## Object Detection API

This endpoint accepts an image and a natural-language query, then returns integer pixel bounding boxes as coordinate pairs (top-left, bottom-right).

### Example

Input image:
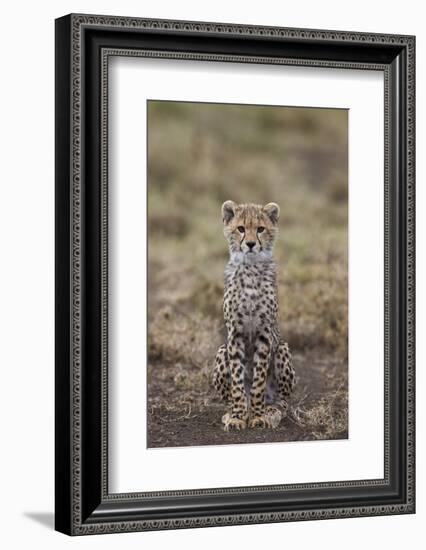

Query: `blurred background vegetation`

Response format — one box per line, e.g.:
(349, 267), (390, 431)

(147, 101), (348, 448)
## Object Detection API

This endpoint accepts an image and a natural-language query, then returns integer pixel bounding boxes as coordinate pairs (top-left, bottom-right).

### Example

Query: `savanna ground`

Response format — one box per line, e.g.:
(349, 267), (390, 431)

(147, 101), (348, 448)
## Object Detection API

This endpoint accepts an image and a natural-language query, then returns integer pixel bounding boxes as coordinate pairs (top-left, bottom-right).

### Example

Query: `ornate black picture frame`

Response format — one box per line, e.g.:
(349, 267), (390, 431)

(55, 13), (415, 535)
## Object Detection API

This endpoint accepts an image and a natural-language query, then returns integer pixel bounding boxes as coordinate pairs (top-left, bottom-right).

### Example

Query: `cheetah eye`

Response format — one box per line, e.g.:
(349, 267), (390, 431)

(257, 226), (265, 233)
(237, 226), (245, 233)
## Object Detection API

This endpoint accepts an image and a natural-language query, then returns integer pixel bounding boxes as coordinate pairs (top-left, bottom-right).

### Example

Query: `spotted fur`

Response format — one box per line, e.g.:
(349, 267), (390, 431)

(213, 201), (296, 431)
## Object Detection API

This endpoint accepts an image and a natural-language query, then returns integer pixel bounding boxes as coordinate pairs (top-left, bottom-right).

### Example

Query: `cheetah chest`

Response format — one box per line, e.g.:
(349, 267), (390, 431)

(226, 265), (274, 342)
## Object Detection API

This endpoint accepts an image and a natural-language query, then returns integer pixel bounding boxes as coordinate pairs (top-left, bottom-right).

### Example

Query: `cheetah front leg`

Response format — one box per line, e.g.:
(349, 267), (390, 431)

(249, 332), (276, 429)
(223, 329), (248, 431)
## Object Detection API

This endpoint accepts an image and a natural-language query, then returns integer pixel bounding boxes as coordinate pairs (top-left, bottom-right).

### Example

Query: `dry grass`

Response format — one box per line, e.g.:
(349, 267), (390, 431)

(288, 382), (348, 440)
(147, 101), (348, 447)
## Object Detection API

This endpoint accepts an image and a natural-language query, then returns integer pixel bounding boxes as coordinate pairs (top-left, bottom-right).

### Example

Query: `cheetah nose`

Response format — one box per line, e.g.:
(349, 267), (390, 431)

(246, 241), (256, 250)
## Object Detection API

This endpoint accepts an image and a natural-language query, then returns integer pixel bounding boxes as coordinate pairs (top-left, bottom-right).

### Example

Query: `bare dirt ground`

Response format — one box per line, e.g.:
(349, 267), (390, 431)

(147, 348), (348, 448)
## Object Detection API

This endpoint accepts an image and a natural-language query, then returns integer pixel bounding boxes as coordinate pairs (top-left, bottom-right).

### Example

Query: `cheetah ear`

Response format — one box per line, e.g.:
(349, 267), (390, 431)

(264, 202), (280, 224)
(222, 200), (237, 225)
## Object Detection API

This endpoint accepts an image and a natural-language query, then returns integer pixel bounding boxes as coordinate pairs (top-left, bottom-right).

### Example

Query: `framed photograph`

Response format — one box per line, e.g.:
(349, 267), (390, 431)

(55, 14), (415, 535)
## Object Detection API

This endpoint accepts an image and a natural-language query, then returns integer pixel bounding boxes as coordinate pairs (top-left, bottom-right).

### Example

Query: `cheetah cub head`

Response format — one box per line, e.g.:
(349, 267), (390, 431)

(221, 201), (280, 263)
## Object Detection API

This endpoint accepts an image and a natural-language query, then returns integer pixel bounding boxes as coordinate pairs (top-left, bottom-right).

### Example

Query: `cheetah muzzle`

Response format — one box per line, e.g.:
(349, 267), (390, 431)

(213, 201), (296, 431)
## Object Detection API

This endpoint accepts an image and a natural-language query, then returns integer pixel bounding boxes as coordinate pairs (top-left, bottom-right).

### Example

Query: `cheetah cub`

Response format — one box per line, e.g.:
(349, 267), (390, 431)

(213, 201), (295, 431)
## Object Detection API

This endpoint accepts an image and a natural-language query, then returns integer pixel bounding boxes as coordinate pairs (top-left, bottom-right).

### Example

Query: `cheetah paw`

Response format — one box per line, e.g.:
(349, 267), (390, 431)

(265, 406), (283, 428)
(249, 408), (282, 429)
(222, 413), (247, 431)
(248, 415), (268, 429)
